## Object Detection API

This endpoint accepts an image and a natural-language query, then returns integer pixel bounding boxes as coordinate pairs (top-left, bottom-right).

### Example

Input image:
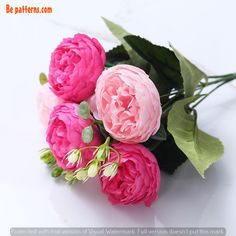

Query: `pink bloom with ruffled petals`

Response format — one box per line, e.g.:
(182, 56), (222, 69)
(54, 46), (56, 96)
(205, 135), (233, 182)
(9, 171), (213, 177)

(37, 83), (63, 126)
(49, 34), (106, 102)
(46, 103), (102, 170)
(99, 142), (160, 207)
(95, 65), (162, 143)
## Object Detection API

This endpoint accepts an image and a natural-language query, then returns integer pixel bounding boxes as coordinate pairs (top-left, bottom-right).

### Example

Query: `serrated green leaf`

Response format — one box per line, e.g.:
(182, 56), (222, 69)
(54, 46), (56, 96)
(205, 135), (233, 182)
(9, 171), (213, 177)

(78, 101), (90, 119)
(167, 96), (224, 177)
(39, 72), (48, 85)
(124, 35), (183, 91)
(170, 44), (207, 97)
(82, 126), (93, 144)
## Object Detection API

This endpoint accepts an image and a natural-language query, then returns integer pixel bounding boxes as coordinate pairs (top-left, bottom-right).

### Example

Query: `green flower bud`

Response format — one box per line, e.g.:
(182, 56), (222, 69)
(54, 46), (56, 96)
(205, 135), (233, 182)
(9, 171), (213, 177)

(78, 101), (90, 119)
(96, 137), (111, 161)
(51, 167), (63, 177)
(96, 144), (106, 161)
(64, 172), (75, 182)
(40, 148), (56, 166)
(75, 169), (88, 181)
(87, 160), (100, 178)
(102, 162), (118, 178)
(39, 72), (48, 85)
(82, 126), (93, 144)
(67, 149), (81, 164)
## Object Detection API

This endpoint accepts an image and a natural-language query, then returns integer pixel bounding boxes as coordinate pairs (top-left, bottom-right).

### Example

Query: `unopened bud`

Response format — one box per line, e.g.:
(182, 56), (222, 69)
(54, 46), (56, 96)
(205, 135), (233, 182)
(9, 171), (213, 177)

(75, 169), (88, 181)
(67, 149), (81, 164)
(51, 167), (63, 177)
(87, 161), (100, 178)
(103, 162), (118, 178)
(64, 172), (75, 182)
(40, 148), (56, 166)
(96, 144), (106, 161)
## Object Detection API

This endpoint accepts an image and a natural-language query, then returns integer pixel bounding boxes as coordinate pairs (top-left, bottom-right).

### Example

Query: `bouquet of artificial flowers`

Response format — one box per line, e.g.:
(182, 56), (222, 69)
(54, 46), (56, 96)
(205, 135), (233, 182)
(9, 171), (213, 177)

(38, 18), (236, 206)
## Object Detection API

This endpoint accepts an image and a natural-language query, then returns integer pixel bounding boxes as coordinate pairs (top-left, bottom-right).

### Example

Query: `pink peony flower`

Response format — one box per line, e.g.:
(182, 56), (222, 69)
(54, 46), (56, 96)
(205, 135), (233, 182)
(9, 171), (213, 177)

(99, 143), (160, 207)
(37, 83), (63, 126)
(46, 103), (102, 170)
(49, 34), (106, 102)
(95, 65), (162, 143)
(87, 94), (100, 120)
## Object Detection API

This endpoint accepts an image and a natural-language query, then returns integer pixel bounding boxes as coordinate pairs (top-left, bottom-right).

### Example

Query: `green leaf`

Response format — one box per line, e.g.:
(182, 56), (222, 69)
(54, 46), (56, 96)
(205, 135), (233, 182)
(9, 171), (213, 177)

(97, 123), (110, 141)
(150, 124), (167, 141)
(78, 101), (90, 119)
(102, 17), (146, 68)
(150, 132), (187, 174)
(170, 44), (207, 97)
(102, 17), (133, 57)
(51, 167), (63, 177)
(82, 126), (93, 144)
(39, 72), (48, 85)
(124, 35), (183, 91)
(167, 96), (224, 177)
(106, 44), (130, 65)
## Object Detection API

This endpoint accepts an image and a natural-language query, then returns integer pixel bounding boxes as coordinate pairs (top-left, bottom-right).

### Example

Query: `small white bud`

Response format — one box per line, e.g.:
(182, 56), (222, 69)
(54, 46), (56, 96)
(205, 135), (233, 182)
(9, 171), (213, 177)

(67, 150), (81, 164)
(65, 172), (74, 182)
(87, 161), (100, 178)
(75, 169), (88, 181)
(103, 162), (118, 178)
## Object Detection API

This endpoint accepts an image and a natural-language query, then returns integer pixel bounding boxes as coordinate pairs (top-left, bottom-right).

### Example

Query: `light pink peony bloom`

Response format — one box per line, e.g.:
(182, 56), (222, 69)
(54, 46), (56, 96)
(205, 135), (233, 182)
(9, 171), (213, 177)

(100, 143), (160, 207)
(87, 94), (100, 120)
(49, 34), (106, 102)
(37, 83), (63, 126)
(95, 65), (162, 143)
(46, 103), (102, 170)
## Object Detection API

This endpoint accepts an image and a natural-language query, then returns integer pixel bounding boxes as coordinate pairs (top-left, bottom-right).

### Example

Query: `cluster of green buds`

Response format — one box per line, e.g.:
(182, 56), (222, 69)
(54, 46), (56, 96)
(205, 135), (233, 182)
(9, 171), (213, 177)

(40, 138), (120, 184)
(60, 137), (120, 184)
(40, 148), (63, 177)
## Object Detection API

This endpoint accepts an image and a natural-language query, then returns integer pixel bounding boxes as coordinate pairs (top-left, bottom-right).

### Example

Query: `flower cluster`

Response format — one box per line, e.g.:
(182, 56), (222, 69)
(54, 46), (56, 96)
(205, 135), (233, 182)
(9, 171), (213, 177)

(38, 19), (232, 207)
(38, 33), (161, 207)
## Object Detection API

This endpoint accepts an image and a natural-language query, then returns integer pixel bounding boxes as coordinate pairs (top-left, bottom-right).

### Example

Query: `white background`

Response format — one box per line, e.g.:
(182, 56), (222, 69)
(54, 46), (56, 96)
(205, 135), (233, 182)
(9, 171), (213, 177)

(0, 0), (236, 235)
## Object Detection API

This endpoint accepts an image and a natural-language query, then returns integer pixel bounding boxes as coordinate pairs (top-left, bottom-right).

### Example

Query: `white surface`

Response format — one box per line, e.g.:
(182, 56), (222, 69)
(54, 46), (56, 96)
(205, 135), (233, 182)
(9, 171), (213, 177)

(1, 0), (236, 235)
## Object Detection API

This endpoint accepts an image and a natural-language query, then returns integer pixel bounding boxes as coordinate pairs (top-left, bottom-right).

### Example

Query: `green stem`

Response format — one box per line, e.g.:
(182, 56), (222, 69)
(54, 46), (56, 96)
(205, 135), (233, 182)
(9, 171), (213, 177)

(161, 73), (236, 113)
(192, 80), (231, 108)
(205, 75), (236, 86)
(208, 73), (236, 79)
(109, 146), (121, 164)
(78, 146), (98, 152)
(160, 89), (185, 98)
(93, 120), (103, 125)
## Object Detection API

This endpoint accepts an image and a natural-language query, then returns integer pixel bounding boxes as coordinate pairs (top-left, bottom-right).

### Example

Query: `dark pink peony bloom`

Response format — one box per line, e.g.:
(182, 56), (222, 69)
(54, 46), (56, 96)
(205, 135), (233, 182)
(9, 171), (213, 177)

(100, 142), (160, 207)
(46, 103), (102, 170)
(49, 34), (105, 102)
